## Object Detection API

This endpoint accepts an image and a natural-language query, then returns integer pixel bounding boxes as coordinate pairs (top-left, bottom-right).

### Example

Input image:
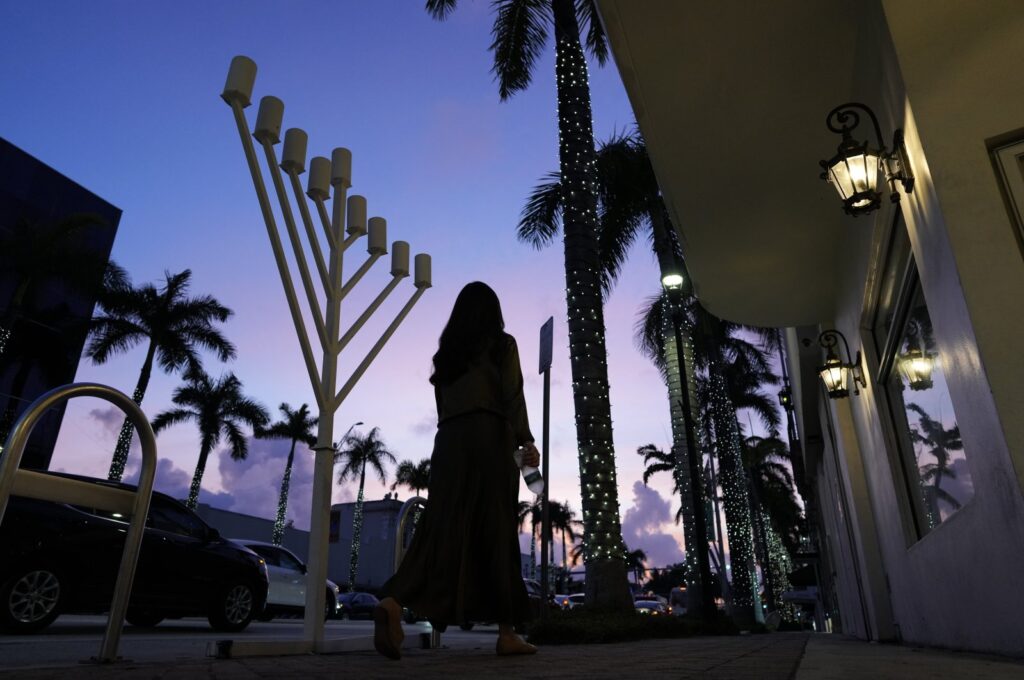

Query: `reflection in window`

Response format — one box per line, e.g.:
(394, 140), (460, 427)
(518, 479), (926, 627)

(883, 270), (973, 533)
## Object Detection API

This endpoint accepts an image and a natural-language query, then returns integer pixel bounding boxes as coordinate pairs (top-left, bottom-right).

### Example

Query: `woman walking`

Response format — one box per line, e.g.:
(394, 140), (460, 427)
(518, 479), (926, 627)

(374, 282), (540, 660)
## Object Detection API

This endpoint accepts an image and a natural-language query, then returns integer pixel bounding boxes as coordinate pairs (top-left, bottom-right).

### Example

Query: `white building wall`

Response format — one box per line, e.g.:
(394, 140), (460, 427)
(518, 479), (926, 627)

(804, 0), (1024, 655)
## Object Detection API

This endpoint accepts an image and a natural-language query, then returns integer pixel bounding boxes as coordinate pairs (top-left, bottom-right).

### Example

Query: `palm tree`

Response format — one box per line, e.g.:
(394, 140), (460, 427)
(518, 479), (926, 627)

(335, 427), (396, 590)
(390, 458), (431, 498)
(549, 500), (582, 591)
(87, 269), (235, 481)
(907, 404), (964, 523)
(256, 403), (317, 546)
(151, 368), (269, 509)
(517, 498), (542, 580)
(625, 547), (647, 587)
(427, 0), (632, 610)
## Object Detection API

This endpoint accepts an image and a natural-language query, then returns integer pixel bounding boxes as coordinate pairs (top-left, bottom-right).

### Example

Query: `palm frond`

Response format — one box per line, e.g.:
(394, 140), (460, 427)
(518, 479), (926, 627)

(490, 0), (549, 100)
(425, 0), (458, 20)
(517, 172), (563, 248)
(575, 0), (608, 65)
(151, 407), (196, 433)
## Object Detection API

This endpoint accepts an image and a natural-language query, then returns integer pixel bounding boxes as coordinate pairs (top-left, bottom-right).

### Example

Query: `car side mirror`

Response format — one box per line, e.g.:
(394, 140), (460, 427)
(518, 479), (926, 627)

(206, 527), (221, 542)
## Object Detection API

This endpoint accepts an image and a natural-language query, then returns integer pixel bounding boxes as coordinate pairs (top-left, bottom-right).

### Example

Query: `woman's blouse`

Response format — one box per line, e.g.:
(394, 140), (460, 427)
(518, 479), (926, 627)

(434, 334), (534, 447)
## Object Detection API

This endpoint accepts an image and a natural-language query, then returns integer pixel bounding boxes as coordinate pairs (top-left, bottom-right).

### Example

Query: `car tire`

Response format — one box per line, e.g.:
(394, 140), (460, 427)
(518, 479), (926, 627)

(324, 592), (336, 621)
(459, 622), (474, 631)
(126, 608), (165, 628)
(208, 582), (257, 632)
(0, 566), (63, 634)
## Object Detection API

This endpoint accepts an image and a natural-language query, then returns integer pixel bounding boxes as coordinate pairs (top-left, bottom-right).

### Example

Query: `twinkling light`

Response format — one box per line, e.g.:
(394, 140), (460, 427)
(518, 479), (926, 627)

(0, 326), (11, 356)
(709, 368), (757, 617)
(107, 385), (146, 482)
(347, 485), (365, 591)
(556, 29), (627, 566)
(763, 512), (798, 621)
(272, 454), (294, 546)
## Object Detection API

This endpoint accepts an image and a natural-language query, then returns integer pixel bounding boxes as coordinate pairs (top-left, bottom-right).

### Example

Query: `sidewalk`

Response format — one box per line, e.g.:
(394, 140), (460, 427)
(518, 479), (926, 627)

(3, 633), (1021, 679)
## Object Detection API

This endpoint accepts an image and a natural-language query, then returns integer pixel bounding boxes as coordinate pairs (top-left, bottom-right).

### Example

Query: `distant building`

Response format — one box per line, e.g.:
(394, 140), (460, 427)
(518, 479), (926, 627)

(0, 137), (120, 469)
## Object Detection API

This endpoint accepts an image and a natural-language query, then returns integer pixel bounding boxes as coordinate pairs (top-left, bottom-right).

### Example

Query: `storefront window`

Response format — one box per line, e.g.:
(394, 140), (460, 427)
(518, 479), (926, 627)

(876, 252), (973, 536)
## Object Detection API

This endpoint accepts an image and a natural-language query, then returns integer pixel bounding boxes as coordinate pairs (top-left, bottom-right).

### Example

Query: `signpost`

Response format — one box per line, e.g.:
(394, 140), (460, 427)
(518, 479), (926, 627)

(538, 316), (553, 619)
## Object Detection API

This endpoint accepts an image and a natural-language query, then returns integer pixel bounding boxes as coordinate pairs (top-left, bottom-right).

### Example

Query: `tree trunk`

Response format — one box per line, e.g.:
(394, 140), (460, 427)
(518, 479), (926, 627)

(561, 531), (568, 591)
(708, 363), (757, 626)
(551, 0), (631, 612)
(530, 516), (538, 580)
(272, 439), (297, 546)
(347, 462), (367, 590)
(186, 439), (212, 510)
(108, 339), (157, 481)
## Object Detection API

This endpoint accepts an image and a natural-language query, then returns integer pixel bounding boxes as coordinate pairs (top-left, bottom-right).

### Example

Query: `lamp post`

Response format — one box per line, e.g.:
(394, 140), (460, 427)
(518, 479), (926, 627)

(222, 56), (431, 653)
(658, 254), (715, 622)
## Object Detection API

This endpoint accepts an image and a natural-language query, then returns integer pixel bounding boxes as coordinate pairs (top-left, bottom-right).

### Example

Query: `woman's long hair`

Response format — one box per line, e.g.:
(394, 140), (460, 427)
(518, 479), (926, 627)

(431, 282), (506, 385)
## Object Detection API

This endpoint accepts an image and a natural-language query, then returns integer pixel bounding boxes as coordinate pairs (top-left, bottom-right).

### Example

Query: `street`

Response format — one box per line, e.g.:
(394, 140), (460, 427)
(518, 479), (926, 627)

(0, 615), (498, 670)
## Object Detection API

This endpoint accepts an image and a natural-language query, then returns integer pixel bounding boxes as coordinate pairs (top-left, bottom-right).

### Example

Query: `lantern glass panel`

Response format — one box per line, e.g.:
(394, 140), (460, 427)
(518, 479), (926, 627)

(819, 358), (847, 397)
(828, 150), (880, 204)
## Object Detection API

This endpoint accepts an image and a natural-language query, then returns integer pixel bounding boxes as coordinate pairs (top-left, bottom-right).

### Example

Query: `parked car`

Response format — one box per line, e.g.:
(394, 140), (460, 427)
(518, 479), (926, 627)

(560, 593), (586, 610)
(234, 540), (340, 620)
(337, 591), (379, 620)
(0, 472), (269, 634)
(634, 599), (669, 616)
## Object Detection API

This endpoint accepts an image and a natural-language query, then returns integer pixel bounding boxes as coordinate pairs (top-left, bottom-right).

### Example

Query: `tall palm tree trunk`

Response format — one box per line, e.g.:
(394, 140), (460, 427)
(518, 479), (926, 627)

(108, 340), (157, 481)
(708, 365), (757, 625)
(187, 440), (213, 510)
(272, 439), (297, 546)
(551, 0), (631, 611)
(530, 518), (538, 580)
(561, 531), (568, 591)
(348, 463), (367, 590)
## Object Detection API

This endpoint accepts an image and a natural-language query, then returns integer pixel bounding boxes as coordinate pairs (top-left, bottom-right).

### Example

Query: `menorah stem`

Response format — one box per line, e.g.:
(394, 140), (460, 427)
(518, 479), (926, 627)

(337, 276), (404, 352)
(313, 197), (338, 251)
(228, 101), (325, 409)
(259, 138), (329, 349)
(287, 170), (332, 294)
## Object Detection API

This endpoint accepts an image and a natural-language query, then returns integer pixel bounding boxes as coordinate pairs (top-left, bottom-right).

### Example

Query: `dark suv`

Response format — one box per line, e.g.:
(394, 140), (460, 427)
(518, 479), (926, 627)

(0, 472), (269, 634)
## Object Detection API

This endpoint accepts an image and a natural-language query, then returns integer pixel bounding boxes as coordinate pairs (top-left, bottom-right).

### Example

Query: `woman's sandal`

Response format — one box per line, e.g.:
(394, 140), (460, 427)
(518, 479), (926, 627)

(496, 633), (537, 656)
(373, 598), (405, 660)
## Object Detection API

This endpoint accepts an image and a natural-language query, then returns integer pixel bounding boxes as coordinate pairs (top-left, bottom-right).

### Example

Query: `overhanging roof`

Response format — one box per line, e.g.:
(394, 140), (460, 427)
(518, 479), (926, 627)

(598, 0), (861, 327)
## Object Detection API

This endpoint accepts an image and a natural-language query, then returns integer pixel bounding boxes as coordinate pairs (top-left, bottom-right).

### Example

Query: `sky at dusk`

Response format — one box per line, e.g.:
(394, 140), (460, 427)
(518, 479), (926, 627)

(1, 1), (775, 571)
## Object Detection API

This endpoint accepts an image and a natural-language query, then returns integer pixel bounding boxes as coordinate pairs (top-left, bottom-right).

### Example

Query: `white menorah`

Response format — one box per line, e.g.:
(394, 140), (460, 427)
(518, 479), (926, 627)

(221, 55), (431, 652)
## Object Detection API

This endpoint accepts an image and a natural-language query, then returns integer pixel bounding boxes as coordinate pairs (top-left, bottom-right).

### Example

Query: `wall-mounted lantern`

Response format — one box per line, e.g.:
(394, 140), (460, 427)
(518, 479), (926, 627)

(819, 102), (915, 216)
(818, 329), (866, 399)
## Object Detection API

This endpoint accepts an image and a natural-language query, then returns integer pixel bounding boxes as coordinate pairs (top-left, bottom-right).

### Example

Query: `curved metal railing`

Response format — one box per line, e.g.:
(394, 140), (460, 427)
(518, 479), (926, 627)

(0, 383), (158, 664)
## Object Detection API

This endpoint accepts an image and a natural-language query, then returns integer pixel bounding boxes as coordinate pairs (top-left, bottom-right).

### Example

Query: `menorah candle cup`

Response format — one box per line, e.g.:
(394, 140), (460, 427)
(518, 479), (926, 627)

(281, 128), (308, 174)
(367, 218), (387, 255)
(414, 254), (432, 289)
(331, 148), (352, 188)
(254, 96), (284, 145)
(307, 157), (331, 200)
(347, 195), (367, 236)
(391, 241), (410, 277)
(222, 55), (256, 107)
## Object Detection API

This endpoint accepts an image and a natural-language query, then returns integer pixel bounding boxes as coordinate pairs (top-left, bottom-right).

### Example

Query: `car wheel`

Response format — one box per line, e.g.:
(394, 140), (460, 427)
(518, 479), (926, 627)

(0, 566), (63, 634)
(324, 592), (337, 621)
(126, 608), (165, 628)
(459, 622), (474, 631)
(208, 583), (257, 632)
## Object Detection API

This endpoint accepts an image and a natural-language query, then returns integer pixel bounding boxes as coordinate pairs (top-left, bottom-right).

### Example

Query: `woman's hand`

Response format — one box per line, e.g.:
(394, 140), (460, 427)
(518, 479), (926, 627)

(521, 442), (540, 468)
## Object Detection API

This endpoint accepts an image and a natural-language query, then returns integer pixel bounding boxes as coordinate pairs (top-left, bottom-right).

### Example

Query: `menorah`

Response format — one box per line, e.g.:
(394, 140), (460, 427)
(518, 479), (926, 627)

(221, 55), (431, 652)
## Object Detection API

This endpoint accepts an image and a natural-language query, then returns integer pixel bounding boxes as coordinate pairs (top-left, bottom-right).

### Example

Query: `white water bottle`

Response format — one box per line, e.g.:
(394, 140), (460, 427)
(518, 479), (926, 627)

(514, 447), (545, 495)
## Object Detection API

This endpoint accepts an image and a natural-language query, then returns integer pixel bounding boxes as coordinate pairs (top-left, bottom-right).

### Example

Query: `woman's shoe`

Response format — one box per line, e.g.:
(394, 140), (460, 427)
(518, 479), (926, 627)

(374, 597), (405, 660)
(496, 633), (537, 656)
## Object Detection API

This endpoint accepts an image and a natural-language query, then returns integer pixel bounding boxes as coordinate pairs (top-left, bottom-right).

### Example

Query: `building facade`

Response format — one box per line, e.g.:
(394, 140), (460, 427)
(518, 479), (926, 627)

(598, 0), (1024, 655)
(0, 137), (120, 469)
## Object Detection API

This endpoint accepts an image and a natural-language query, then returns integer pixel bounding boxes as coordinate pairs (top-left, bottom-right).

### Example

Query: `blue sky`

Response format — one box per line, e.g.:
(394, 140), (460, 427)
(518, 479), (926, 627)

(1, 0), (739, 569)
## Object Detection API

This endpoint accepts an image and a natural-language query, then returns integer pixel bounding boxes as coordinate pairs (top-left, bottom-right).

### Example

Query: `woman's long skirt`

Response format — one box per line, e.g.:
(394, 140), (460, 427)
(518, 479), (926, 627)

(380, 411), (531, 629)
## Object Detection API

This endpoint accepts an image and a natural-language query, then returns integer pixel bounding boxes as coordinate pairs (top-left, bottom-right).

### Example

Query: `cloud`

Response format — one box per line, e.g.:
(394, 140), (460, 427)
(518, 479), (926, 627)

(89, 406), (140, 456)
(410, 413), (437, 437)
(215, 436), (316, 529)
(123, 455), (232, 507)
(621, 481), (685, 568)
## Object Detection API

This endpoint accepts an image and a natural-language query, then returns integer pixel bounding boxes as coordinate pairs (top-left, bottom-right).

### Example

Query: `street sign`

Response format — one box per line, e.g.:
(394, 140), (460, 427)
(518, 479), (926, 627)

(539, 316), (553, 374)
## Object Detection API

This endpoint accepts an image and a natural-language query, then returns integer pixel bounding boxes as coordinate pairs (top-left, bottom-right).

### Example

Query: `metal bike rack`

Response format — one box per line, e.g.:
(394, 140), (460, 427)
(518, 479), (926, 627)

(393, 496), (440, 649)
(0, 383), (158, 664)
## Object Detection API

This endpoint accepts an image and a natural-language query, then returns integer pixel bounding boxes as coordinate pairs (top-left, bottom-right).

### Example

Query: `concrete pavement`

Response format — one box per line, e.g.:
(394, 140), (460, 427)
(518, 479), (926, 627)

(2, 633), (1022, 679)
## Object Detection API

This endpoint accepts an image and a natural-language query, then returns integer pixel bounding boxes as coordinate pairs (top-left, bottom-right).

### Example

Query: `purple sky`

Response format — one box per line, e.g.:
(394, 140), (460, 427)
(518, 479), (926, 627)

(0, 1), (759, 570)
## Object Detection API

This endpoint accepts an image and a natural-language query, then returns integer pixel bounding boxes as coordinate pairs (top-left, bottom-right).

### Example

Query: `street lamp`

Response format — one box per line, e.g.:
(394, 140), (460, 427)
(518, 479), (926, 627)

(819, 102), (915, 216)
(658, 254), (715, 622)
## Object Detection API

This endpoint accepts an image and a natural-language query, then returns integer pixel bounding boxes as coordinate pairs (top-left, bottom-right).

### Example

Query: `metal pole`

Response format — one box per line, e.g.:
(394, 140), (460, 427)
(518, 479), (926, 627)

(539, 365), (551, 619)
(669, 292), (715, 621)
